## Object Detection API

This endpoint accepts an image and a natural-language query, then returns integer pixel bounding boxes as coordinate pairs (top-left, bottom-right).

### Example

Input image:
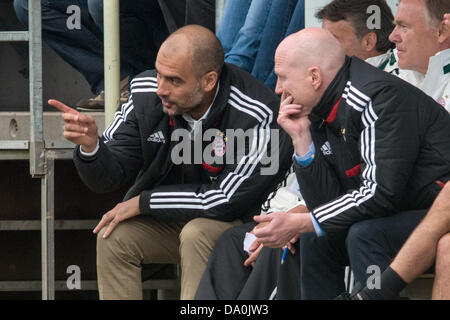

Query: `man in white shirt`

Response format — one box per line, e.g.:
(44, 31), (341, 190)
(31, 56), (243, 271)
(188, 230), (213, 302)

(389, 0), (450, 112)
(339, 9), (450, 300)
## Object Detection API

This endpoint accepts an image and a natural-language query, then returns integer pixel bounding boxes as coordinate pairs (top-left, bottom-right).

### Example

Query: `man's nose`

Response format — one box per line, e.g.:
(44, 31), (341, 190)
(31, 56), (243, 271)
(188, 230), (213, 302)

(389, 26), (400, 43)
(156, 78), (170, 97)
(274, 79), (282, 96)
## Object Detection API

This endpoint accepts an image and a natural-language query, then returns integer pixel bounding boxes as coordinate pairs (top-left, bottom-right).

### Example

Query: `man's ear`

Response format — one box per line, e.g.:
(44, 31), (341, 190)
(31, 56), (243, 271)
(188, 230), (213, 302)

(309, 66), (322, 91)
(361, 32), (378, 52)
(202, 71), (219, 92)
(437, 19), (450, 45)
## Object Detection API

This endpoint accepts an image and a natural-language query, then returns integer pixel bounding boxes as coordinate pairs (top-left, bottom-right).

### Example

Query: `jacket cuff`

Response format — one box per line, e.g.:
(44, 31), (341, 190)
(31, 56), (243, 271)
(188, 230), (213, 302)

(75, 137), (102, 163)
(293, 142), (316, 167)
(293, 151), (317, 172)
(139, 190), (152, 215)
(310, 211), (326, 237)
(79, 138), (100, 157)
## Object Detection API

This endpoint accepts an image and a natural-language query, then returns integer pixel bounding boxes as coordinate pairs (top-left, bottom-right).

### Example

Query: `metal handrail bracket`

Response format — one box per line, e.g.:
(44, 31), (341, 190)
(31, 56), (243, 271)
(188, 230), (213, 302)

(0, 31), (29, 42)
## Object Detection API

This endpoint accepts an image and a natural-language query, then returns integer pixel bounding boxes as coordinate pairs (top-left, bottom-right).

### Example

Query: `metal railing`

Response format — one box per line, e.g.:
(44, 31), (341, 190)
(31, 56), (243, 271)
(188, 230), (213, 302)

(0, 0), (52, 299)
(0, 0), (226, 300)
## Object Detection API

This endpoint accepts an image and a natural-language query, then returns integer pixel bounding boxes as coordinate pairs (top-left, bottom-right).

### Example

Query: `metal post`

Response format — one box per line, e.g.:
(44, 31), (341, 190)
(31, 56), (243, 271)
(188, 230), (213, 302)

(41, 154), (55, 300)
(215, 0), (225, 31)
(28, 0), (44, 177)
(104, 0), (120, 128)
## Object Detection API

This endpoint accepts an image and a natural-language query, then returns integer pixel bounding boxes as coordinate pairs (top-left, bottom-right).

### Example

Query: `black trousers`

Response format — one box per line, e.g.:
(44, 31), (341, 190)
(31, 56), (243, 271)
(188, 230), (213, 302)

(195, 222), (300, 300)
(299, 209), (428, 299)
(196, 209), (427, 300)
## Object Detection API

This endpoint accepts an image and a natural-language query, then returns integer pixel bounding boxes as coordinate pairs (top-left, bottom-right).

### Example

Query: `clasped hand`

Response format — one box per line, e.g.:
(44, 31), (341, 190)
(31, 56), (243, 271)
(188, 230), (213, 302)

(252, 211), (314, 248)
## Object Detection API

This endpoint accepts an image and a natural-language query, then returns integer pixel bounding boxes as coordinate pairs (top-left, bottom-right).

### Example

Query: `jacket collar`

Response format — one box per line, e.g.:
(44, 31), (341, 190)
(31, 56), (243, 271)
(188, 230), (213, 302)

(309, 56), (351, 127)
(203, 63), (233, 128)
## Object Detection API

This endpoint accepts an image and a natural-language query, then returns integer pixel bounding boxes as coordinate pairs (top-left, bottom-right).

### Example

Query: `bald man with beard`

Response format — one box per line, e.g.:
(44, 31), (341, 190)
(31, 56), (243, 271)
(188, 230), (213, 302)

(48, 25), (293, 300)
(253, 28), (450, 299)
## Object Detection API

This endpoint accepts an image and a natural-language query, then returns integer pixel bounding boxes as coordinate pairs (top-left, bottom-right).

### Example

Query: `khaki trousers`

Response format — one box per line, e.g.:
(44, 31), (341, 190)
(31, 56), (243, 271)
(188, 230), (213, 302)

(96, 216), (241, 300)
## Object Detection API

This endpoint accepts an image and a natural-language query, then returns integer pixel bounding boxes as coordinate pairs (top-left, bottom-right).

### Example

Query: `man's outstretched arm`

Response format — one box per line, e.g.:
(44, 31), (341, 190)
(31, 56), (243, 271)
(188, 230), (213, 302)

(49, 99), (142, 238)
(48, 99), (99, 152)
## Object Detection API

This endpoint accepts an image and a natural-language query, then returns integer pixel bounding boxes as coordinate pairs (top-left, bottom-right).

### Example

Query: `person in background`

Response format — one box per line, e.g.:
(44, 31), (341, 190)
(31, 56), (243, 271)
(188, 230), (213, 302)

(217, 0), (305, 90)
(316, 0), (398, 74)
(338, 11), (450, 301)
(13, 0), (215, 111)
(389, 0), (450, 112)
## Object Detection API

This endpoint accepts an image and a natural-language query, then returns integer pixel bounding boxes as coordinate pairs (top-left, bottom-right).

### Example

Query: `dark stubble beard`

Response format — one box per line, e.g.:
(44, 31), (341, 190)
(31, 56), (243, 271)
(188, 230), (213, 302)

(176, 80), (206, 117)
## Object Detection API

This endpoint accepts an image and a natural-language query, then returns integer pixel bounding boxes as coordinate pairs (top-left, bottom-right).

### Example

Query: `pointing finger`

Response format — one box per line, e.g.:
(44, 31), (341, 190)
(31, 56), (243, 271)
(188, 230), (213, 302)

(48, 99), (79, 115)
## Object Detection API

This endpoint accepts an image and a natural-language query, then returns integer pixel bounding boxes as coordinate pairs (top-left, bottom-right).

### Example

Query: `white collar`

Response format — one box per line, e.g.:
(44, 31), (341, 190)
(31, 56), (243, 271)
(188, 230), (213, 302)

(396, 48), (450, 84)
(427, 48), (450, 75)
(182, 81), (220, 131)
(365, 49), (392, 68)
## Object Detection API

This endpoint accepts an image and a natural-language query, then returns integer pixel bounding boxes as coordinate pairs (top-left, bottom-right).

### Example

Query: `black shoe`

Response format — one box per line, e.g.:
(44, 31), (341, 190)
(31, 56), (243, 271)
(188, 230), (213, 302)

(335, 281), (364, 300)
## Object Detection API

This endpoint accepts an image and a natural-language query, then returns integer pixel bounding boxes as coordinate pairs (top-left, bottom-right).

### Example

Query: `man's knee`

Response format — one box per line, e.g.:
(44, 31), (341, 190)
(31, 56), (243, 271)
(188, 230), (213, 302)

(346, 219), (377, 252)
(219, 222), (254, 242)
(441, 182), (450, 199)
(179, 218), (212, 251)
(436, 233), (450, 260)
(179, 218), (239, 255)
(345, 220), (385, 278)
(14, 0), (76, 26)
(96, 222), (135, 261)
(87, 0), (103, 25)
(13, 0), (29, 26)
(433, 183), (450, 223)
(211, 225), (240, 251)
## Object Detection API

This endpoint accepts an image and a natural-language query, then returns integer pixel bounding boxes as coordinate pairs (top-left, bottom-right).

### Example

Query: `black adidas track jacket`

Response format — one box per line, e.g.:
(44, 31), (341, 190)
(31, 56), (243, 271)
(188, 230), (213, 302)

(296, 57), (450, 233)
(73, 63), (293, 223)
